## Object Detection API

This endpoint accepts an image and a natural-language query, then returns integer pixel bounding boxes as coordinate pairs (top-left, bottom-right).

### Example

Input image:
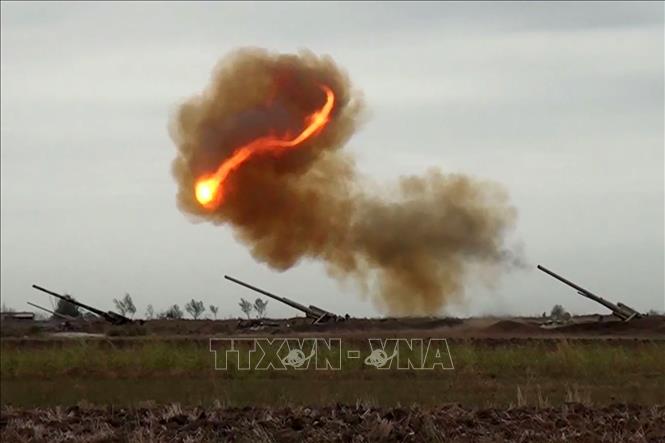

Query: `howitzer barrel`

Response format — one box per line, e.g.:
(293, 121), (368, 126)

(537, 265), (635, 321)
(575, 291), (628, 319)
(32, 284), (70, 300)
(31, 284), (131, 325)
(224, 275), (318, 318)
(32, 284), (106, 318)
(27, 302), (76, 321)
(537, 266), (593, 296)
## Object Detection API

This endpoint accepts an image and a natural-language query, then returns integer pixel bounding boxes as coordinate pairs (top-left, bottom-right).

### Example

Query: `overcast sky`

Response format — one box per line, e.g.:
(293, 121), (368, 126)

(1, 2), (663, 319)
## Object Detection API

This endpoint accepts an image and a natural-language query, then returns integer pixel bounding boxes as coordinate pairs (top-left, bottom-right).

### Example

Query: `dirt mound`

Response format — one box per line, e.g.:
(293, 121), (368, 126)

(556, 316), (665, 335)
(483, 320), (545, 335)
(5, 315), (663, 341)
(2, 403), (663, 442)
(287, 317), (464, 333)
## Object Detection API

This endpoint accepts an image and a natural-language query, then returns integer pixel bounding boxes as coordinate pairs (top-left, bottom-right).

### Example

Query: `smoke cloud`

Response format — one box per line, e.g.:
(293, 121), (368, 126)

(170, 48), (519, 315)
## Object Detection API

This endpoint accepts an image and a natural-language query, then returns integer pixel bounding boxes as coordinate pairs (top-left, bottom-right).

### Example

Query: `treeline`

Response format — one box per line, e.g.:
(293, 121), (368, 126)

(50, 293), (269, 320)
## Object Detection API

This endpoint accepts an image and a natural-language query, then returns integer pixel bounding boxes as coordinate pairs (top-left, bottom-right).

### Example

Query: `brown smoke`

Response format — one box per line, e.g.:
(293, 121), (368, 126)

(170, 48), (519, 315)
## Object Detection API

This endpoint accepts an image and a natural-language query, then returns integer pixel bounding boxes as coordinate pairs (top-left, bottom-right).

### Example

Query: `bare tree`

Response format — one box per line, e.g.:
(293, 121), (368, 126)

(209, 305), (219, 319)
(253, 298), (268, 318)
(160, 305), (183, 320)
(145, 304), (155, 320)
(239, 298), (253, 319)
(55, 295), (81, 318)
(550, 304), (569, 321)
(185, 299), (205, 319)
(113, 293), (136, 318)
(125, 294), (136, 318)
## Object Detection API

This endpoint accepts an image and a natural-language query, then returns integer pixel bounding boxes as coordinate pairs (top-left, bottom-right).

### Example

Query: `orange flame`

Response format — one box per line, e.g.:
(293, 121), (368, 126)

(194, 85), (335, 210)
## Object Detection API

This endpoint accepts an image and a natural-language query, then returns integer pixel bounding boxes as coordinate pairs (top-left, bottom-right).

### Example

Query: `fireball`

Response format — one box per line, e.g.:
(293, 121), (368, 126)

(194, 85), (335, 210)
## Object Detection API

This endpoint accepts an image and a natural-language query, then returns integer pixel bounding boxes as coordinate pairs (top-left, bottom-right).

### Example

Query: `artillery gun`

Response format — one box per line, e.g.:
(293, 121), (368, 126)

(224, 275), (342, 324)
(27, 301), (78, 321)
(537, 265), (641, 322)
(32, 284), (135, 326)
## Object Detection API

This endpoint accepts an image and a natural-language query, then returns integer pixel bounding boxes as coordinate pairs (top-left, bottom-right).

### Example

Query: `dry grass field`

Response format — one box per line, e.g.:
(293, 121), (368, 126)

(1, 316), (664, 442)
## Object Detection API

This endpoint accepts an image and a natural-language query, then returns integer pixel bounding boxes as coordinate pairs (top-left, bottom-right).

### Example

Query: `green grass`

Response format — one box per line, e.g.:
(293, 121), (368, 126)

(1, 339), (663, 407)
(1, 340), (662, 380)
